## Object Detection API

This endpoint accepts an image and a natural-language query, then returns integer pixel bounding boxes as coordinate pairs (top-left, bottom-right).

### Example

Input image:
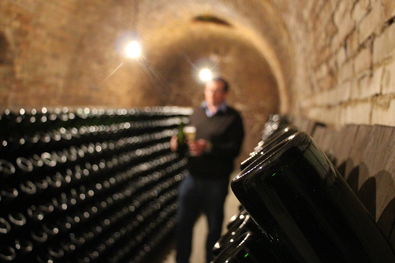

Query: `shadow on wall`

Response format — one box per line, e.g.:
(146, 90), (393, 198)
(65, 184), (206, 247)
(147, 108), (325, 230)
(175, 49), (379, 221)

(337, 159), (395, 249)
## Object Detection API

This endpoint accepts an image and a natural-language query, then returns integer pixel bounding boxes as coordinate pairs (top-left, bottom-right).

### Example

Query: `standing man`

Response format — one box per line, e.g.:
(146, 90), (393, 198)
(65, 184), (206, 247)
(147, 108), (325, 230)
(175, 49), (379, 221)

(170, 77), (244, 263)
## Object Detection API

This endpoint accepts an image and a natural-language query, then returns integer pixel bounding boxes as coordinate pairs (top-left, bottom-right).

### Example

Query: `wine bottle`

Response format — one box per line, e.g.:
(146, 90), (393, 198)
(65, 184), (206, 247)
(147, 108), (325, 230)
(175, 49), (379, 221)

(232, 132), (395, 263)
(240, 126), (297, 170)
(176, 121), (188, 155)
(212, 231), (280, 263)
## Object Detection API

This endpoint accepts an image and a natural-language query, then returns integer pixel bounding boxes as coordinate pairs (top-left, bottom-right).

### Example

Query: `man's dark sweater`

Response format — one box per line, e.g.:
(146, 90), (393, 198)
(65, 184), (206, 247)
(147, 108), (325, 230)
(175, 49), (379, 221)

(187, 105), (244, 179)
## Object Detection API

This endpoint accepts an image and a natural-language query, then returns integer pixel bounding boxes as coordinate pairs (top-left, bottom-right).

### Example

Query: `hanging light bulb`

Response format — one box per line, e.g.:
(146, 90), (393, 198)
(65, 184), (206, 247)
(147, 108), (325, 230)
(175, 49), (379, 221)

(198, 67), (214, 82)
(123, 40), (142, 59)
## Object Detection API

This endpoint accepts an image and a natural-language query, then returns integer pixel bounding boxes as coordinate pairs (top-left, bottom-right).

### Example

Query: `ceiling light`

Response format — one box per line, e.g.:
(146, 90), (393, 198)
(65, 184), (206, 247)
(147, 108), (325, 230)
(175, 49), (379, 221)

(123, 40), (142, 59)
(198, 68), (214, 82)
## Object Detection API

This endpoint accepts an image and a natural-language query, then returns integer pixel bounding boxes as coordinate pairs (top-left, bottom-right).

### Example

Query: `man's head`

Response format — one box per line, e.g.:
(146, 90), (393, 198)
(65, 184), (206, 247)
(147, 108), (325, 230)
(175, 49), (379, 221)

(204, 77), (229, 108)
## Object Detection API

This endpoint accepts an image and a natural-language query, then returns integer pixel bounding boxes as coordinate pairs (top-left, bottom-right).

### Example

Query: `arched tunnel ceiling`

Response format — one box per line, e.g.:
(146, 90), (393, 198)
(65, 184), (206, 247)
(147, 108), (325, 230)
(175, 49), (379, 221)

(136, 0), (294, 111)
(63, 0), (293, 112)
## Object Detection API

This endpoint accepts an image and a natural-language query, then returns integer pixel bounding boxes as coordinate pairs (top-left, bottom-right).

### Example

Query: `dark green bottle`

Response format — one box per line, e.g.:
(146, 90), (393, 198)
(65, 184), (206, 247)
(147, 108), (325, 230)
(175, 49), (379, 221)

(176, 121), (188, 155)
(232, 132), (395, 263)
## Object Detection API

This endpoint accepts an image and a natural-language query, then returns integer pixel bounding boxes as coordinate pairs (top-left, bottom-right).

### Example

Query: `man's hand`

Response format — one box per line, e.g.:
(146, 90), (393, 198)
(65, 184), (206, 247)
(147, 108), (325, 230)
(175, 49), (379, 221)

(188, 139), (209, 156)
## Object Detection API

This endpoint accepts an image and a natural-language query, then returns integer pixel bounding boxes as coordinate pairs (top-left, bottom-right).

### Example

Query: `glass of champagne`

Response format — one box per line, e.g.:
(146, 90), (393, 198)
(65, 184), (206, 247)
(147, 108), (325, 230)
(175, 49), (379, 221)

(183, 126), (196, 142)
(183, 126), (196, 155)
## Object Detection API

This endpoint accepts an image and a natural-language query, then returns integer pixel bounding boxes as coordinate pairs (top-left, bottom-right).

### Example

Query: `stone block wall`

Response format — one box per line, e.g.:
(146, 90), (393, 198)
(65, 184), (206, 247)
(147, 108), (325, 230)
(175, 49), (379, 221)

(274, 0), (395, 126)
(0, 0), (142, 109)
(0, 0), (79, 107)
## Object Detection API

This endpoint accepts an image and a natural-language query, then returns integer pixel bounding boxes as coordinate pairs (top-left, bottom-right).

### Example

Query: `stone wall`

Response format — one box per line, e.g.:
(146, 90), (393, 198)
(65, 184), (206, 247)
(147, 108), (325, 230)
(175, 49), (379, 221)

(0, 0), (122, 108)
(0, 0), (79, 107)
(274, 0), (395, 126)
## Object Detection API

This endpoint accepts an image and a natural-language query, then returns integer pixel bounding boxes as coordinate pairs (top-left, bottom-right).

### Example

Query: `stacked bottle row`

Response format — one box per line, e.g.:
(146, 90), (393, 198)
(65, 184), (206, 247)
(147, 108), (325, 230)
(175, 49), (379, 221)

(213, 115), (395, 263)
(0, 107), (191, 263)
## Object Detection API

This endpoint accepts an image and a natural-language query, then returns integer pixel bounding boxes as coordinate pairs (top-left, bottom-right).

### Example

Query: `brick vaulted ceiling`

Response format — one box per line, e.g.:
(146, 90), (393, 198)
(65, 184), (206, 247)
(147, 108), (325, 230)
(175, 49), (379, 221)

(0, 0), (290, 111)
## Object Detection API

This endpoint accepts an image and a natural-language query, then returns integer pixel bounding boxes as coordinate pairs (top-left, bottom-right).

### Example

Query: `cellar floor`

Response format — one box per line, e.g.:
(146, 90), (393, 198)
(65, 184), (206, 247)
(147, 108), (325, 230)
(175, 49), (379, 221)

(161, 184), (240, 263)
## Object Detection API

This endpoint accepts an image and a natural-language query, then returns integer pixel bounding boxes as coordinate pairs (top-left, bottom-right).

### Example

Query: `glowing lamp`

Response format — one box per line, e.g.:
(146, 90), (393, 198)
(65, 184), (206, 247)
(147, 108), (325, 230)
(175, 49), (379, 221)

(198, 68), (214, 82)
(123, 40), (142, 59)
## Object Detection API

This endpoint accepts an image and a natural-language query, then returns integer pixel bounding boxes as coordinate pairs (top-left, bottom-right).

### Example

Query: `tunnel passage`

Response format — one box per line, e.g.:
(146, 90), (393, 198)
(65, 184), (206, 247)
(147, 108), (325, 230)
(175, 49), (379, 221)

(0, 0), (395, 262)
(135, 25), (280, 157)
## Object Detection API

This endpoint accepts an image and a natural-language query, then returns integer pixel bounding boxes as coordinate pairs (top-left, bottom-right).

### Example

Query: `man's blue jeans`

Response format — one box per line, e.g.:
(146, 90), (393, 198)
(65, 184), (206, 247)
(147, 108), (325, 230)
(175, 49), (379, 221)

(175, 174), (229, 263)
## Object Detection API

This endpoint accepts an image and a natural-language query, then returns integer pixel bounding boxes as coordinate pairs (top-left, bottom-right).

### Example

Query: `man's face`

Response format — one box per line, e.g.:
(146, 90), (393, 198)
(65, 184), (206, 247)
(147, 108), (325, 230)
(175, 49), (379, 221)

(204, 80), (227, 107)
